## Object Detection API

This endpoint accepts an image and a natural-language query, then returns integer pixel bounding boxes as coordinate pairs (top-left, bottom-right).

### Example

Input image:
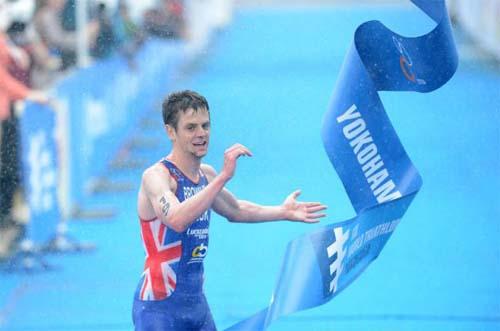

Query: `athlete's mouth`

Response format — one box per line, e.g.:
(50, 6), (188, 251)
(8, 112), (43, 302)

(193, 142), (207, 147)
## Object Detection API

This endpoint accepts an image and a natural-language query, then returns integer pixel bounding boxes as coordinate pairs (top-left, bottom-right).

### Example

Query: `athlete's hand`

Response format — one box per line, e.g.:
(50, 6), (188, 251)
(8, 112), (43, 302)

(282, 190), (327, 223)
(219, 143), (252, 183)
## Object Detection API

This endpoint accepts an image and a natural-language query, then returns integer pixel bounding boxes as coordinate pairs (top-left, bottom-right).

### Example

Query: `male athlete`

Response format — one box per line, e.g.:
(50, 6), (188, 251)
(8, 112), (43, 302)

(133, 90), (327, 330)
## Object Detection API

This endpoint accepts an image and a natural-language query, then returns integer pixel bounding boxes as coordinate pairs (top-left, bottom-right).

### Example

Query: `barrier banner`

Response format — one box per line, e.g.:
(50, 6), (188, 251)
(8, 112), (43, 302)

(19, 103), (60, 244)
(226, 0), (458, 330)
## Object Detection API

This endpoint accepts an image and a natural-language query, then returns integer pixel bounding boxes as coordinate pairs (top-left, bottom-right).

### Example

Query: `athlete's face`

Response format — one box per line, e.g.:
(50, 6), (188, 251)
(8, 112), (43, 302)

(168, 107), (210, 159)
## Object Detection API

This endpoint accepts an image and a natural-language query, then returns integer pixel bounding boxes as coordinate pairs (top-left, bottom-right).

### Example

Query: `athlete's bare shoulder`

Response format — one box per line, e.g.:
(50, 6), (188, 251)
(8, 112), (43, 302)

(200, 163), (217, 182)
(143, 162), (167, 178)
(141, 161), (176, 193)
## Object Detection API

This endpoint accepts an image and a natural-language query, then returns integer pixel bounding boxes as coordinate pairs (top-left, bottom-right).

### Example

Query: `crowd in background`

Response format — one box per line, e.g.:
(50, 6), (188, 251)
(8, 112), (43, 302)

(0, 0), (186, 260)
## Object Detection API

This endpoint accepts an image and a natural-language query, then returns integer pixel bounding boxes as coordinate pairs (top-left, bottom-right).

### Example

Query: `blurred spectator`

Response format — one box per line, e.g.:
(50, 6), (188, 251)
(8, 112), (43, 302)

(91, 2), (116, 59)
(0, 0), (49, 260)
(143, 0), (185, 39)
(33, 0), (99, 70)
(113, 0), (145, 68)
(8, 21), (61, 89)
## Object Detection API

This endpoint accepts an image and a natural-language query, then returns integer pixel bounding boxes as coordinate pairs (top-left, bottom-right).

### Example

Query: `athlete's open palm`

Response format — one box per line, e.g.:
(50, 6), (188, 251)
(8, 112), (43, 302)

(282, 190), (327, 223)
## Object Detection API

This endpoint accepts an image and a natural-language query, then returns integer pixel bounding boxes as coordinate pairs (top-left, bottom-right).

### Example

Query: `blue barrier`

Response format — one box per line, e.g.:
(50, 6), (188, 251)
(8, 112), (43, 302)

(19, 103), (60, 246)
(226, 0), (458, 330)
(15, 39), (187, 263)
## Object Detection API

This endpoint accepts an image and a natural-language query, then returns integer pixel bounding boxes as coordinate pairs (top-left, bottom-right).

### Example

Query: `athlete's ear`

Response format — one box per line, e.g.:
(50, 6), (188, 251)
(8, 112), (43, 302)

(165, 124), (176, 141)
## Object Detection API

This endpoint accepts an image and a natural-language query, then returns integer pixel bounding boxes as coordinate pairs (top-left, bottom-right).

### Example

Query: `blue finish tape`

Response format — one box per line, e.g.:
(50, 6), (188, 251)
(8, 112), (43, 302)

(226, 1), (458, 329)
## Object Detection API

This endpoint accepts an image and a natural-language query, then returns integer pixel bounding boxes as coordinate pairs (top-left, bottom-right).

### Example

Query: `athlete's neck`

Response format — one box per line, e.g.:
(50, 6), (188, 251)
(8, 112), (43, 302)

(167, 151), (201, 181)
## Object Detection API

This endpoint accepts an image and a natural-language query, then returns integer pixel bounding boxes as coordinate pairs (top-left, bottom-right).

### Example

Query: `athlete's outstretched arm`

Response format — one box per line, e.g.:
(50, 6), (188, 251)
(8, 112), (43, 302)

(202, 165), (327, 223)
(139, 144), (252, 232)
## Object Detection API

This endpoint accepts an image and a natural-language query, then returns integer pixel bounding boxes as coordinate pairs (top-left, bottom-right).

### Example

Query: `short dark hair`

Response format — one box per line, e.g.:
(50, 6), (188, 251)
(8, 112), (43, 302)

(162, 90), (209, 129)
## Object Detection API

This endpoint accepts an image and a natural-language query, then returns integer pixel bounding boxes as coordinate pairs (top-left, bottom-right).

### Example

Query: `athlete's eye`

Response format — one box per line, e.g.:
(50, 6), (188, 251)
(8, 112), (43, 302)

(202, 123), (210, 130)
